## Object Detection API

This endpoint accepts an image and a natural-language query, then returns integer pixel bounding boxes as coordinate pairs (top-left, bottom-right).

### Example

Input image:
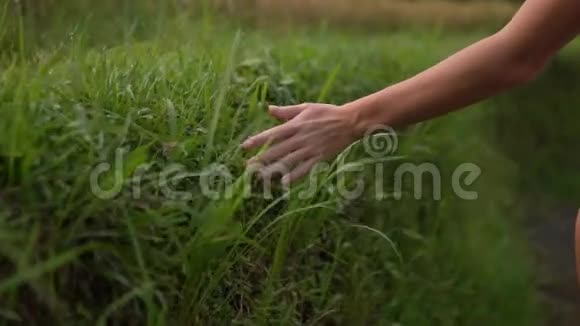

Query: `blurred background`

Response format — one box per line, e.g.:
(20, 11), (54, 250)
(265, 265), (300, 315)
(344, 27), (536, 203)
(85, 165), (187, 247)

(1, 0), (579, 325)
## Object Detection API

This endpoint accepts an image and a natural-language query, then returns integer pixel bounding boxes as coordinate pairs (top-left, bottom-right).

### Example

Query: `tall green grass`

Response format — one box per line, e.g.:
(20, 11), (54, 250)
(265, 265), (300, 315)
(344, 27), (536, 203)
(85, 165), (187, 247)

(0, 2), (548, 325)
(492, 46), (580, 203)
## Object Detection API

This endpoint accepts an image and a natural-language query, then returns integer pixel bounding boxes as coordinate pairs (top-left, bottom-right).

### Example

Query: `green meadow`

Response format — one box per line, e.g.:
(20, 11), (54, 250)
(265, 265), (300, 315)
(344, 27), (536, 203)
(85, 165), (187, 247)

(1, 1), (579, 325)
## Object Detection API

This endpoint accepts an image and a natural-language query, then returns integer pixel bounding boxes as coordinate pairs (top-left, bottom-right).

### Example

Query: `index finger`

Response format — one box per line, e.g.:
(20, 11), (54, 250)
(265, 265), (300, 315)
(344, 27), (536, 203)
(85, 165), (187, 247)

(241, 124), (295, 150)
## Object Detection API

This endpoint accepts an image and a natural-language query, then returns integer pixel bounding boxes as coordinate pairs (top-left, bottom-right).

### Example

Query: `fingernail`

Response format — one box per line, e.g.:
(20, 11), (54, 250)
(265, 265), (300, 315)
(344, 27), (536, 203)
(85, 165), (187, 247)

(269, 105), (279, 110)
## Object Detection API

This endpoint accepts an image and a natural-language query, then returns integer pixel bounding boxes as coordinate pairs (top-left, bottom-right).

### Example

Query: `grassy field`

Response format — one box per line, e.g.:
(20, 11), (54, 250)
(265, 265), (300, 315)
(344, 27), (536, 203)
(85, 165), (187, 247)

(1, 1), (578, 325)
(492, 45), (580, 203)
(221, 0), (518, 29)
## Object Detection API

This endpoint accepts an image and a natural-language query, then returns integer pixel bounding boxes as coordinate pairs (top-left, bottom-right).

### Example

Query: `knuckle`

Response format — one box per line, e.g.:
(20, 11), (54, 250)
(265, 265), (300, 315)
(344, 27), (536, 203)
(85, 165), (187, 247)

(286, 123), (299, 133)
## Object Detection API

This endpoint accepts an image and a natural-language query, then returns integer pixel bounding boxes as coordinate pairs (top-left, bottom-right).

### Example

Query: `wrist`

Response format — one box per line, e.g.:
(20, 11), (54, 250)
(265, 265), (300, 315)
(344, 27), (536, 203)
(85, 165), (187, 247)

(340, 99), (373, 139)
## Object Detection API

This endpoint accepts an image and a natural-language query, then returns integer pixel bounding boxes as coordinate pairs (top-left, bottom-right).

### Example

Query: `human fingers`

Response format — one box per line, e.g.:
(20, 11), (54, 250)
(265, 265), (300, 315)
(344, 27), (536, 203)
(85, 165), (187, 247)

(281, 156), (320, 186)
(269, 103), (308, 121)
(241, 124), (295, 150)
(247, 138), (300, 165)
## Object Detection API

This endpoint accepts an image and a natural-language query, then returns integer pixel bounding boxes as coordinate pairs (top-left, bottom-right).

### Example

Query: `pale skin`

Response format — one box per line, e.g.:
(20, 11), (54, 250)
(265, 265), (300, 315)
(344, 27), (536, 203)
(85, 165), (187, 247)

(241, 0), (580, 186)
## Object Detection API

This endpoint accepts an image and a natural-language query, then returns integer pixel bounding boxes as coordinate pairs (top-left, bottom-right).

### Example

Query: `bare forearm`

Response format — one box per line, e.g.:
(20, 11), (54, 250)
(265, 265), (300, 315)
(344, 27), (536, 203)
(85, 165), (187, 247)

(344, 0), (580, 134)
(345, 32), (540, 133)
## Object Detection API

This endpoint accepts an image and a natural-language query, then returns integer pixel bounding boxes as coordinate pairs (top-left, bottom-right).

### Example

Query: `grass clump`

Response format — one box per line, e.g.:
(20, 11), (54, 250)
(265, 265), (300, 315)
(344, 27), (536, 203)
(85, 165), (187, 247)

(0, 4), (545, 325)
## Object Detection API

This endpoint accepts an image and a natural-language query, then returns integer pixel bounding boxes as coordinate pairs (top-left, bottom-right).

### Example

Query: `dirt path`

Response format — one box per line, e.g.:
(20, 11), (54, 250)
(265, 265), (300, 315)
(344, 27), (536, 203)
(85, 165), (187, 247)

(527, 205), (580, 325)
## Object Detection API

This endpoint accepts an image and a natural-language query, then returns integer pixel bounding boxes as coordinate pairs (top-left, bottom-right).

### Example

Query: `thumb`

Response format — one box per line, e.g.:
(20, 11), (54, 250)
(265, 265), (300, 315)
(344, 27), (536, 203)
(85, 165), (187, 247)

(269, 104), (307, 121)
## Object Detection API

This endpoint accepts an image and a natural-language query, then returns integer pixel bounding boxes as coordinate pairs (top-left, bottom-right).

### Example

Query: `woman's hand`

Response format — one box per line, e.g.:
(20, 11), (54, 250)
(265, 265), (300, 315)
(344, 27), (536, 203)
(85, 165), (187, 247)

(241, 103), (360, 185)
